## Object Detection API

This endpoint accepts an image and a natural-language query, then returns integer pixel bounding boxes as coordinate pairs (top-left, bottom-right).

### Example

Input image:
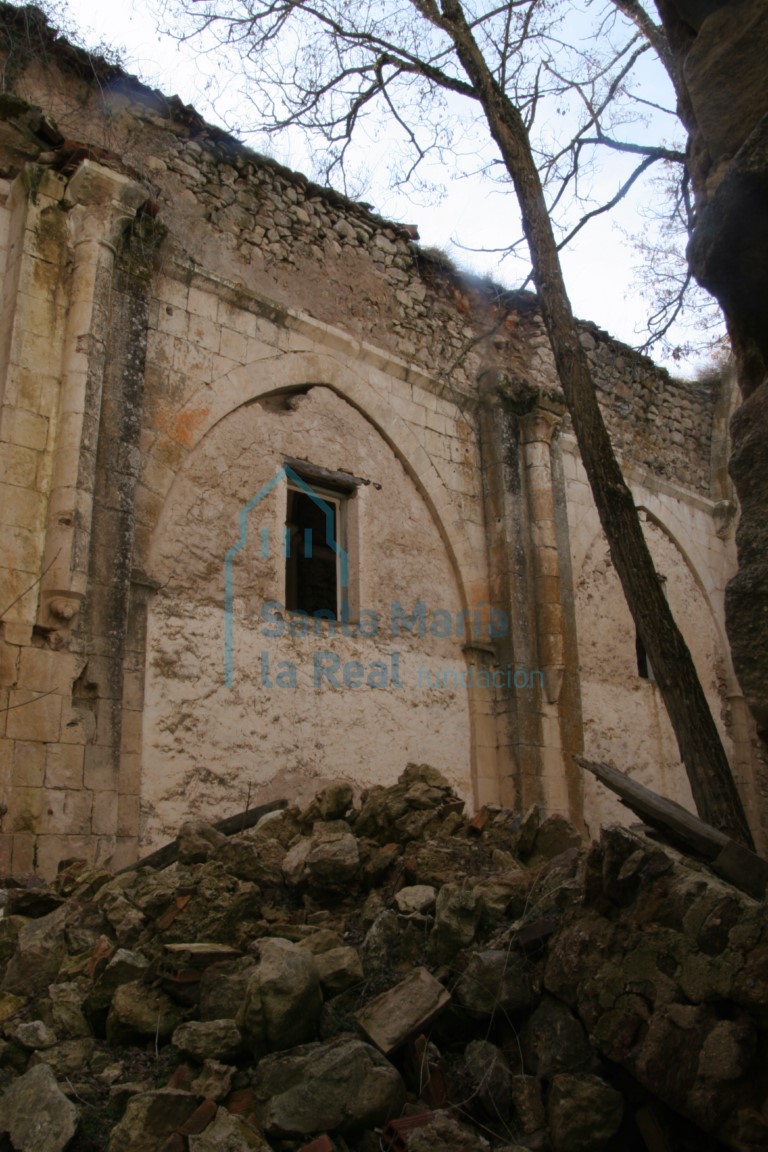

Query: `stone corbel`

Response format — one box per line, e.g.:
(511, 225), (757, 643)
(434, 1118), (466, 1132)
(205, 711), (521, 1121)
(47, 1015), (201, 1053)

(39, 161), (148, 630)
(519, 402), (566, 705)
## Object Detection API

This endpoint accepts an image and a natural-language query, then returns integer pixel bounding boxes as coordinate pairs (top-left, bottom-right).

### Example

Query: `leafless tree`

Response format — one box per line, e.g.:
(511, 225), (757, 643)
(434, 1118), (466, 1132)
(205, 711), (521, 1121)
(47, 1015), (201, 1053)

(160, 0), (752, 844)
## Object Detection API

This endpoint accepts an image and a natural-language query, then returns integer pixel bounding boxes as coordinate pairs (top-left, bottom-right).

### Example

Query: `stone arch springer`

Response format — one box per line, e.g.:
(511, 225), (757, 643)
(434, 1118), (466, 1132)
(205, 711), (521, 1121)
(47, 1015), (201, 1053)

(574, 502), (739, 696)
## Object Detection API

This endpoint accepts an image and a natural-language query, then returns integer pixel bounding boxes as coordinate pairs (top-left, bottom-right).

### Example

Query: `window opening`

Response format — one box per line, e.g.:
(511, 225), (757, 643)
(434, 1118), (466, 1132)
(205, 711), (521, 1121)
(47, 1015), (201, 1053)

(285, 484), (346, 619)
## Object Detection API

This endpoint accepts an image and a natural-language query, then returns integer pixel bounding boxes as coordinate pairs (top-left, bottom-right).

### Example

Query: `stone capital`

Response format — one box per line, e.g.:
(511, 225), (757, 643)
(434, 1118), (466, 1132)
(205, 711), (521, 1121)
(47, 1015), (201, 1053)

(64, 160), (148, 250)
(519, 405), (563, 446)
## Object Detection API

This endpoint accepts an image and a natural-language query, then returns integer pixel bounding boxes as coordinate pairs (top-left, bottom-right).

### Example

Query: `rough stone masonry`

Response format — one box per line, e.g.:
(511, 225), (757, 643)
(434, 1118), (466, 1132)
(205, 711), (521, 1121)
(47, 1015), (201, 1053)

(0, 3), (764, 876)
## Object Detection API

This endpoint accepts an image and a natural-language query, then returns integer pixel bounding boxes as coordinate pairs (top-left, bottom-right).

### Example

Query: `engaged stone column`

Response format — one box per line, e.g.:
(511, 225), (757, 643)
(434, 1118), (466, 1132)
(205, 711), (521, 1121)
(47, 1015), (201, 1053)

(39, 161), (146, 630)
(519, 402), (570, 818)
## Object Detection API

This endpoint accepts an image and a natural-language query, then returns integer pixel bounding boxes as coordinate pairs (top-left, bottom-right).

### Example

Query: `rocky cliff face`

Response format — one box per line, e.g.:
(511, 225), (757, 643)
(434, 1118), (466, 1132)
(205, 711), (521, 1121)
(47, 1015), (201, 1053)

(658, 0), (768, 752)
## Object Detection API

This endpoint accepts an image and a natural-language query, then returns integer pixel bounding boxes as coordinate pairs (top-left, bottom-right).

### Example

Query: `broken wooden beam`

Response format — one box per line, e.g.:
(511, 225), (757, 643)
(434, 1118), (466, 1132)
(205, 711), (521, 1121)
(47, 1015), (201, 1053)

(115, 797), (288, 875)
(575, 757), (768, 900)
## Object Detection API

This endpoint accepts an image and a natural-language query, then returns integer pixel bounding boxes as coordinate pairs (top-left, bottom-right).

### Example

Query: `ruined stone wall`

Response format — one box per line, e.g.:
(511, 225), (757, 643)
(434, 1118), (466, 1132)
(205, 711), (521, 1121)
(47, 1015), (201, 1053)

(0, 5), (759, 873)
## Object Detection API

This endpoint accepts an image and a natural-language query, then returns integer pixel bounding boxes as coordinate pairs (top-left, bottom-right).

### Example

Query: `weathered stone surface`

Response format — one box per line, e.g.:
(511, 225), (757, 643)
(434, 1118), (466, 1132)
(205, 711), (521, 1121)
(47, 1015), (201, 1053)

(0, 1064), (79, 1152)
(85, 948), (149, 1019)
(521, 996), (593, 1079)
(188, 1107), (270, 1150)
(360, 910), (401, 975)
(304, 827), (360, 891)
(189, 1060), (235, 1103)
(356, 966), (450, 1053)
(314, 946), (364, 994)
(2, 907), (67, 996)
(241, 937), (322, 1055)
(172, 1019), (244, 1062)
(252, 1035), (406, 1135)
(106, 981), (180, 1045)
(456, 950), (534, 1018)
(429, 883), (482, 963)
(107, 1089), (200, 1152)
(394, 884), (436, 915)
(199, 960), (255, 1021)
(529, 815), (582, 862)
(10, 1019), (56, 1050)
(404, 1112), (490, 1151)
(29, 1037), (96, 1077)
(548, 1073), (623, 1152)
(464, 1039), (512, 1119)
(177, 820), (228, 864)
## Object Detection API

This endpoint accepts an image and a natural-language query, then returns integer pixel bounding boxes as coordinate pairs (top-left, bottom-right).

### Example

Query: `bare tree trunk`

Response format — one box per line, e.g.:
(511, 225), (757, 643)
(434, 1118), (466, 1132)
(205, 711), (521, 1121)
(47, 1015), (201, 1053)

(437, 0), (754, 847)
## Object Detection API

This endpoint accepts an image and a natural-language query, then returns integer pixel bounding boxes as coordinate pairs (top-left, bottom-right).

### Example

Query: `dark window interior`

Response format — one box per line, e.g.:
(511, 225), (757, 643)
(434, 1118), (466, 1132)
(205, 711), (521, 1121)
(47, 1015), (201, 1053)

(285, 488), (339, 616)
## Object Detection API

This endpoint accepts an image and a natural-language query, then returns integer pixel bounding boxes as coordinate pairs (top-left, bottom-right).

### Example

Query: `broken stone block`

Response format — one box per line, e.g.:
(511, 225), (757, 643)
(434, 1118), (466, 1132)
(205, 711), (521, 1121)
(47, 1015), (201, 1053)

(0, 1063), (79, 1152)
(199, 959), (255, 1021)
(172, 1020), (244, 1063)
(510, 1074), (546, 1135)
(190, 1059), (235, 1103)
(29, 1037), (96, 1077)
(304, 827), (360, 891)
(48, 981), (92, 1039)
(356, 966), (450, 1054)
(401, 1111), (490, 1151)
(217, 836), (286, 885)
(2, 906), (67, 995)
(394, 885), (436, 915)
(177, 821), (228, 864)
(188, 1106), (270, 1149)
(548, 1073), (623, 1152)
(241, 937), (322, 1056)
(314, 780), (355, 821)
(106, 981), (180, 1046)
(455, 950), (534, 1018)
(428, 883), (482, 964)
(10, 1018), (57, 1050)
(697, 1018), (756, 1080)
(530, 815), (582, 862)
(463, 1039), (512, 1119)
(360, 910), (400, 975)
(521, 996), (593, 1079)
(84, 948), (150, 1022)
(107, 1089), (201, 1152)
(314, 946), (364, 995)
(253, 1035), (405, 1135)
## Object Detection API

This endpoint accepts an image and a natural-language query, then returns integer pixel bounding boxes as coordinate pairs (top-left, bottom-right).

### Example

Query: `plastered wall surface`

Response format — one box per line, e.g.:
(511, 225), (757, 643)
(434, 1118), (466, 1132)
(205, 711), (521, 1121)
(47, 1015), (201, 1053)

(141, 384), (473, 848)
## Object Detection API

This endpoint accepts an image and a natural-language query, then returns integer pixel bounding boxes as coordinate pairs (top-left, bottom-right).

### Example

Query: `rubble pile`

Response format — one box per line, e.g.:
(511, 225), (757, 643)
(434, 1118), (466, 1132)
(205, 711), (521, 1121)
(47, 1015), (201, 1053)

(0, 764), (765, 1152)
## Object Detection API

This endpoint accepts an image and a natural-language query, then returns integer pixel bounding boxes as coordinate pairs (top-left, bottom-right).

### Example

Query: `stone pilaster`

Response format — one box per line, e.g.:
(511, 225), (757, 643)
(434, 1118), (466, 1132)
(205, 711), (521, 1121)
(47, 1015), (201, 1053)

(39, 161), (147, 632)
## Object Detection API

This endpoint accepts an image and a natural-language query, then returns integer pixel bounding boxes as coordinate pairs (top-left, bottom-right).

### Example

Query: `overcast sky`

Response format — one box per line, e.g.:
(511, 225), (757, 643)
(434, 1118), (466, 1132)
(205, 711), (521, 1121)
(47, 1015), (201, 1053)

(38, 0), (721, 375)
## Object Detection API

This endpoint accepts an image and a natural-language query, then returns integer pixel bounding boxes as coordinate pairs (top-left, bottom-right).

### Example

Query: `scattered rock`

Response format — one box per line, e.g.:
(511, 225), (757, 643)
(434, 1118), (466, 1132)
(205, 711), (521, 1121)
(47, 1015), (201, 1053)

(253, 1035), (406, 1135)
(177, 820), (228, 864)
(241, 937), (322, 1056)
(107, 1089), (201, 1152)
(548, 1073), (623, 1152)
(106, 981), (180, 1045)
(456, 950), (534, 1018)
(429, 883), (482, 964)
(0, 1063), (79, 1152)
(521, 996), (593, 1079)
(172, 1020), (244, 1062)
(464, 1039), (512, 1119)
(395, 885), (436, 915)
(11, 1019), (57, 1050)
